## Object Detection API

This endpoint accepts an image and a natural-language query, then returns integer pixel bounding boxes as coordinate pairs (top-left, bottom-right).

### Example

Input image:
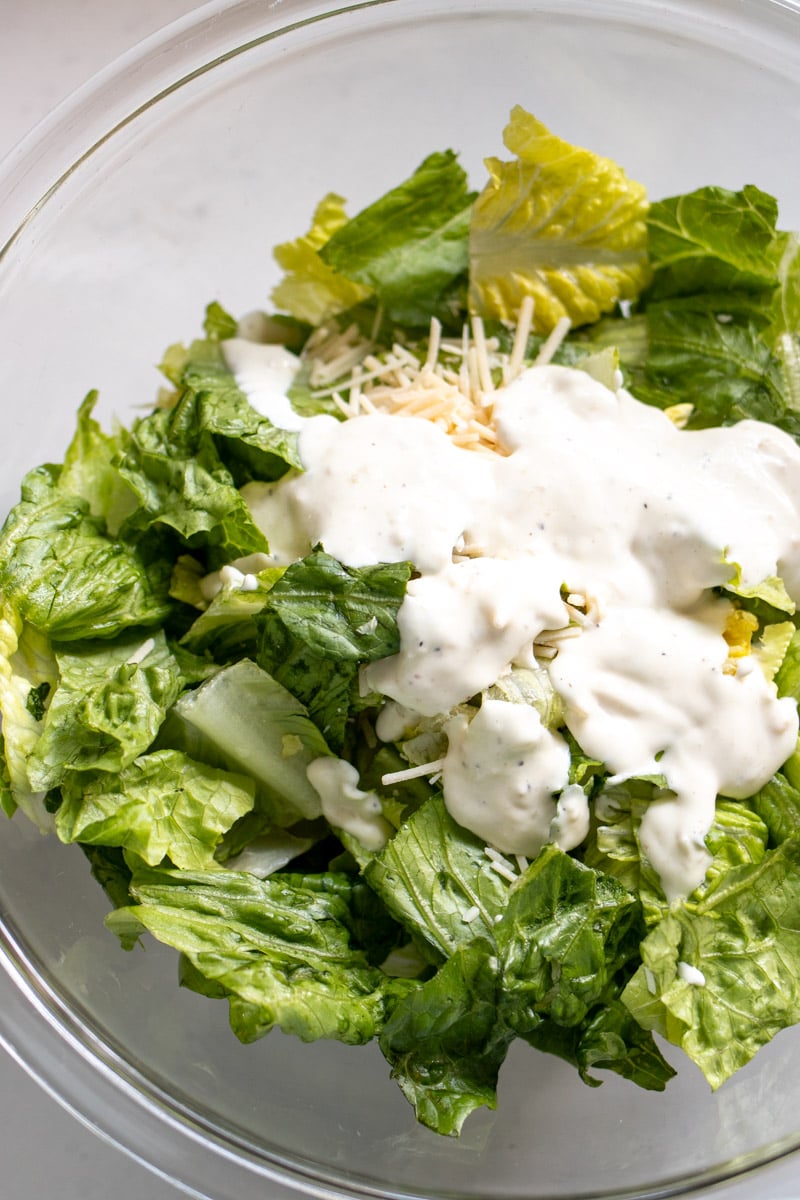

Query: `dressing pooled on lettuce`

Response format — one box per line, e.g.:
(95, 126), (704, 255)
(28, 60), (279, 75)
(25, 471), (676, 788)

(3, 106), (800, 1136)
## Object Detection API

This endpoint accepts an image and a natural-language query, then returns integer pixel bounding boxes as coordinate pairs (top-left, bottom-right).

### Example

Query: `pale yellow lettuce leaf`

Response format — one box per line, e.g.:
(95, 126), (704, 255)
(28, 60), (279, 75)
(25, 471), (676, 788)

(469, 107), (650, 331)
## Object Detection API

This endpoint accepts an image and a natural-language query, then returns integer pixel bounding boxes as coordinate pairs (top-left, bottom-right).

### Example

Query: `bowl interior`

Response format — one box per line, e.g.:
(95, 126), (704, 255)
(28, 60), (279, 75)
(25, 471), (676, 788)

(2, 2), (800, 1198)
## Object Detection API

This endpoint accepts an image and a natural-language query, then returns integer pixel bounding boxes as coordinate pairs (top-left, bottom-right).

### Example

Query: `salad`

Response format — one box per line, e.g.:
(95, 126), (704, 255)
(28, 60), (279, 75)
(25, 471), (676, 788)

(2, 105), (800, 1137)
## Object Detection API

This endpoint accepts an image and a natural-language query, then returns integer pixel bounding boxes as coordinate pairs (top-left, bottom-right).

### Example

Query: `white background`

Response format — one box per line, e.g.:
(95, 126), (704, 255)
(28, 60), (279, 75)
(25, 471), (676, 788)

(1, 2), (800, 1199)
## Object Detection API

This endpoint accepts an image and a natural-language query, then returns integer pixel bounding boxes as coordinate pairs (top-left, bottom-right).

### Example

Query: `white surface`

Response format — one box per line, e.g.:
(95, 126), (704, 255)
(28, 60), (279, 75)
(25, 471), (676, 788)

(2, 3), (800, 1200)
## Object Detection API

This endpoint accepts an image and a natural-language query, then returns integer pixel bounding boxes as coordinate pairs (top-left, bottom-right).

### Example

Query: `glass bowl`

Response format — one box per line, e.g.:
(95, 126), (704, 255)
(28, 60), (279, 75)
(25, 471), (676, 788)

(2, 2), (800, 1197)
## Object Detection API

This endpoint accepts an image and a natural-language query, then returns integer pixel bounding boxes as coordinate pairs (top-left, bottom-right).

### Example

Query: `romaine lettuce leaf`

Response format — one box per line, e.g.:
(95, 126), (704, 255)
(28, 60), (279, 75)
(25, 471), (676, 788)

(750, 769), (800, 847)
(271, 193), (373, 326)
(56, 749), (254, 869)
(165, 658), (330, 824)
(320, 152), (474, 327)
(646, 185), (785, 300)
(27, 630), (185, 790)
(108, 861), (410, 1045)
(117, 394), (270, 566)
(180, 569), (284, 661)
(497, 845), (644, 1032)
(257, 550), (411, 750)
(379, 940), (512, 1136)
(0, 602), (56, 829)
(364, 795), (509, 959)
(523, 999), (675, 1091)
(0, 466), (173, 640)
(59, 391), (137, 535)
(622, 837), (800, 1088)
(185, 353), (303, 482)
(469, 106), (650, 330)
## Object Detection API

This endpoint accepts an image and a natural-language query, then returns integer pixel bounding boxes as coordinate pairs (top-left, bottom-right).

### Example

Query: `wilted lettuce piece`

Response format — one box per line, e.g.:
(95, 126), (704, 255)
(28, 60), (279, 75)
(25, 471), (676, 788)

(117, 394), (270, 565)
(0, 466), (173, 641)
(258, 550), (412, 750)
(524, 1000), (675, 1091)
(0, 602), (56, 829)
(60, 392), (137, 534)
(364, 796), (509, 959)
(271, 193), (373, 325)
(496, 845), (644, 1032)
(647, 186), (785, 300)
(321, 152), (474, 327)
(27, 631), (185, 790)
(622, 837), (800, 1089)
(379, 941), (512, 1136)
(108, 861), (408, 1045)
(56, 749), (254, 869)
(167, 658), (329, 823)
(469, 106), (650, 331)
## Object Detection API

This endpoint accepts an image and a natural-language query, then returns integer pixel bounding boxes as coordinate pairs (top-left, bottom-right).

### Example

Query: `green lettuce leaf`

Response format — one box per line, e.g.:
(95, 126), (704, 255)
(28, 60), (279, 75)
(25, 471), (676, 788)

(59, 391), (137, 534)
(630, 299), (800, 437)
(257, 550), (412, 750)
(184, 352), (302, 483)
(496, 845), (644, 1032)
(469, 106), (650, 330)
(750, 769), (800, 847)
(180, 569), (284, 661)
(117, 392), (270, 566)
(0, 602), (56, 828)
(320, 152), (474, 327)
(165, 658), (330, 824)
(775, 629), (800, 701)
(379, 941), (512, 1136)
(27, 630), (185, 790)
(364, 795), (509, 959)
(107, 861), (409, 1045)
(56, 749), (254, 869)
(622, 837), (800, 1088)
(523, 999), (675, 1091)
(0, 466), (173, 641)
(271, 193), (374, 326)
(647, 186), (785, 300)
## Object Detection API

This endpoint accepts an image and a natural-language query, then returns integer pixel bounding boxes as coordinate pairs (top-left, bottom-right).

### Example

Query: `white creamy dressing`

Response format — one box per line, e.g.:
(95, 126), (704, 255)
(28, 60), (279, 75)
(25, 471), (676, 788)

(222, 338), (303, 430)
(229, 338), (800, 898)
(306, 757), (392, 851)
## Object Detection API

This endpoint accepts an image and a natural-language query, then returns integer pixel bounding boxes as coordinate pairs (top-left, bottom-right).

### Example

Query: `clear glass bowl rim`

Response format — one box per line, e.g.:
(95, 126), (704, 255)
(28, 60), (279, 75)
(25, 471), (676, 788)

(3, 2), (800, 1199)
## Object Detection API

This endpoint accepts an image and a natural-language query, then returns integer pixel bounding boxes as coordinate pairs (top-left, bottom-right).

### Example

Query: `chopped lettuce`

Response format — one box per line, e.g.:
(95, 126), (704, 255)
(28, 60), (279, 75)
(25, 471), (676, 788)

(56, 749), (255, 869)
(27, 631), (186, 790)
(165, 659), (330, 824)
(379, 941), (511, 1136)
(257, 550), (412, 750)
(364, 796), (510, 959)
(320, 152), (474, 327)
(622, 838), (800, 1088)
(0, 466), (173, 641)
(108, 861), (411, 1045)
(271, 193), (373, 326)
